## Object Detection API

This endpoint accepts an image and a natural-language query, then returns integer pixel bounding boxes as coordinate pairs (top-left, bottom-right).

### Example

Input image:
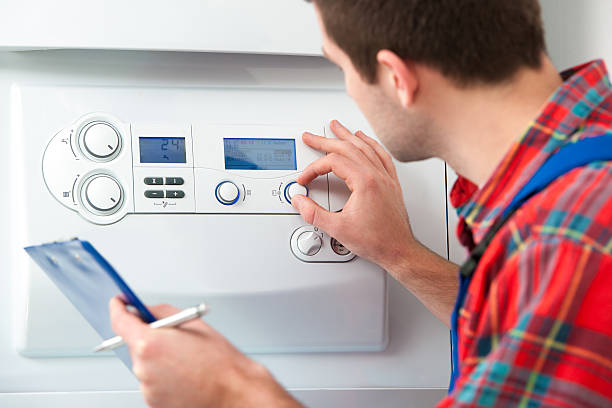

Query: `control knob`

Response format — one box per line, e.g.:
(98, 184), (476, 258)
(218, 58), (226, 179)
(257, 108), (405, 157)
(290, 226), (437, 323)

(81, 122), (121, 160)
(297, 231), (322, 256)
(284, 181), (308, 204)
(216, 181), (240, 205)
(84, 175), (122, 213)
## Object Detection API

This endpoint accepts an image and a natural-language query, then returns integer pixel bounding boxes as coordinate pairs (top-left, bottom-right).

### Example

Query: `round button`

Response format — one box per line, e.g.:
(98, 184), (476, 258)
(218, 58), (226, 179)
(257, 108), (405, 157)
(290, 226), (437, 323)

(297, 231), (323, 256)
(82, 122), (120, 159)
(216, 181), (240, 205)
(331, 238), (351, 256)
(284, 181), (308, 204)
(85, 175), (122, 212)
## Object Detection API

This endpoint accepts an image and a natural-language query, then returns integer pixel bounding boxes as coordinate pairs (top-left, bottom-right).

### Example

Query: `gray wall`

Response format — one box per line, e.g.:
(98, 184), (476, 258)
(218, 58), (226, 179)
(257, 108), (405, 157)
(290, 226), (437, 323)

(541, 0), (612, 69)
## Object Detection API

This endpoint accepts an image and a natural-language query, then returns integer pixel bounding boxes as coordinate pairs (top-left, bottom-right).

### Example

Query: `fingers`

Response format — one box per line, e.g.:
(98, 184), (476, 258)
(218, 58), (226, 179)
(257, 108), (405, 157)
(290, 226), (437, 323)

(147, 303), (212, 334)
(303, 122), (389, 179)
(328, 120), (355, 140)
(354, 130), (398, 179)
(302, 132), (359, 159)
(329, 121), (387, 172)
(109, 297), (148, 345)
(302, 130), (382, 174)
(297, 153), (358, 189)
(329, 120), (398, 179)
(292, 195), (338, 234)
(148, 304), (181, 319)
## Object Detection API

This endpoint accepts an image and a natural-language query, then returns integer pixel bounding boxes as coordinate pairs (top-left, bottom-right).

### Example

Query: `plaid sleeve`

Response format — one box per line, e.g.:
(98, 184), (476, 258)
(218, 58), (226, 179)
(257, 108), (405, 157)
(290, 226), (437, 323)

(437, 238), (612, 407)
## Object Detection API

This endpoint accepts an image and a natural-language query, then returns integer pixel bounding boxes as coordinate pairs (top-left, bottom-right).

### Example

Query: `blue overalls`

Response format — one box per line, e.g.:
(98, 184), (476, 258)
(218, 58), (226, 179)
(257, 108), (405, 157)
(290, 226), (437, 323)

(449, 135), (612, 392)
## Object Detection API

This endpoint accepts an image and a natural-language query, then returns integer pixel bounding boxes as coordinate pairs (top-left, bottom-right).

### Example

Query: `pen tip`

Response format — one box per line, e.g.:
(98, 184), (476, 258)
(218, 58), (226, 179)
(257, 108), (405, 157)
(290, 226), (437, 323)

(197, 303), (209, 315)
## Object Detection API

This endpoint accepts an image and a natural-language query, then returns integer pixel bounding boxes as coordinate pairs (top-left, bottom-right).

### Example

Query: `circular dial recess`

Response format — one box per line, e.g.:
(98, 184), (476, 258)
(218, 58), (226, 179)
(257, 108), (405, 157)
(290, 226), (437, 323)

(84, 175), (123, 213)
(81, 122), (121, 160)
(297, 231), (323, 256)
(216, 181), (240, 205)
(284, 181), (308, 204)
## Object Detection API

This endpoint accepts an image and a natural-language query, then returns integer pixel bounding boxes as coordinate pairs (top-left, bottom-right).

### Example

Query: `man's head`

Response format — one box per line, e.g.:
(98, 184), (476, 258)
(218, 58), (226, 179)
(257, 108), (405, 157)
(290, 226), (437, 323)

(309, 0), (547, 162)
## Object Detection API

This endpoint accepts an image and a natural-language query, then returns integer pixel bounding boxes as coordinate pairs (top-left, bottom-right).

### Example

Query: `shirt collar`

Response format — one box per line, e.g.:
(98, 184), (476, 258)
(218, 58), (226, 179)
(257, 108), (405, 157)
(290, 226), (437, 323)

(456, 59), (612, 243)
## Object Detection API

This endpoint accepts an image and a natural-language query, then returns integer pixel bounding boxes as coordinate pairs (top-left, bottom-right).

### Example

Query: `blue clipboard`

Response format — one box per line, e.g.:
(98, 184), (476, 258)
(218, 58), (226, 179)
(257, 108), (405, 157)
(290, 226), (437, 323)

(24, 239), (156, 369)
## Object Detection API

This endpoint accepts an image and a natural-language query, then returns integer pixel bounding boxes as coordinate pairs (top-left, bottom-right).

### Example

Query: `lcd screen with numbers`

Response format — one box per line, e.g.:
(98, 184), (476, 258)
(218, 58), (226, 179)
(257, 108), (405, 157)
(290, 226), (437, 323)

(223, 138), (297, 170)
(139, 137), (187, 164)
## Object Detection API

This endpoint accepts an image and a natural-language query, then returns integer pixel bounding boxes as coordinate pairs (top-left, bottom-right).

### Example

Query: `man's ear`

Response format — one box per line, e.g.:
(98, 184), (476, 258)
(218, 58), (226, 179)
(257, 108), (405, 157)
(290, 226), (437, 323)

(377, 50), (418, 108)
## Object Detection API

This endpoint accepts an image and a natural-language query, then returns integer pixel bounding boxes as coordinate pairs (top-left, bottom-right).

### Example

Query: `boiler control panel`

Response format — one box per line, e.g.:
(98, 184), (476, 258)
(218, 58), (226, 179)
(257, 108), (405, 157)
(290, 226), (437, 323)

(42, 113), (354, 262)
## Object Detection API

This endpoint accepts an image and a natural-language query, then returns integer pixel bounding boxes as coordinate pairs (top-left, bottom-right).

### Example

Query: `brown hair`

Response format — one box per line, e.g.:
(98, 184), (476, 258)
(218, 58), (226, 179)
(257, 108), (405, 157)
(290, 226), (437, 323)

(310, 0), (547, 86)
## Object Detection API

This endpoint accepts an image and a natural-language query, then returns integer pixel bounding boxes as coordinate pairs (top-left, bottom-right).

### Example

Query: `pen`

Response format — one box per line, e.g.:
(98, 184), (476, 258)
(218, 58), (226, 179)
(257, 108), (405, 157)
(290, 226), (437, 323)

(93, 303), (208, 353)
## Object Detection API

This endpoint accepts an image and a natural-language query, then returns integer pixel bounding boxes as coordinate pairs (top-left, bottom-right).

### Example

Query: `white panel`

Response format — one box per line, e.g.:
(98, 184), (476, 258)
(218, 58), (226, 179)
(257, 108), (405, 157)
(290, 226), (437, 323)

(0, 0), (323, 56)
(18, 84), (389, 356)
(0, 51), (450, 401)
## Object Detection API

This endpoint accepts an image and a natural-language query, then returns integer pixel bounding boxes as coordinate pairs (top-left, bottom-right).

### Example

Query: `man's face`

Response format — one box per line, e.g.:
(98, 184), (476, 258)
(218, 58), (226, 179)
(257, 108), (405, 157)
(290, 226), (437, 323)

(315, 6), (437, 162)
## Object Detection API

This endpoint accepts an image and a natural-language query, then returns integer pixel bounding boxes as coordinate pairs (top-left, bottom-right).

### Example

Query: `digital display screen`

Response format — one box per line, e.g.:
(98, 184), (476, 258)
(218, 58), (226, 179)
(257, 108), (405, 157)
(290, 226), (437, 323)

(224, 138), (297, 170)
(139, 137), (186, 164)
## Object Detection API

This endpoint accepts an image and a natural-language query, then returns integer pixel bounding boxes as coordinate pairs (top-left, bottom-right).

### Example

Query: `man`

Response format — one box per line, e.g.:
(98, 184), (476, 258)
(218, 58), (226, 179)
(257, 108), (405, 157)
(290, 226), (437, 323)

(110, 0), (612, 406)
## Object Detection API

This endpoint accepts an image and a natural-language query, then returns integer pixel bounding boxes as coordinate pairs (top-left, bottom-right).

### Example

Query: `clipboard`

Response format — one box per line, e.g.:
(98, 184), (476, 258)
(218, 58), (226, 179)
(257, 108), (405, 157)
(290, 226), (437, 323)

(24, 239), (156, 369)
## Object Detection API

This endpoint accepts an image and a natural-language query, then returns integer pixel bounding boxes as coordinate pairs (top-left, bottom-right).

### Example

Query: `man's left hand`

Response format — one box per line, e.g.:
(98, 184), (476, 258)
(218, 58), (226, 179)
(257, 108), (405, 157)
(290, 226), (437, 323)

(109, 298), (302, 408)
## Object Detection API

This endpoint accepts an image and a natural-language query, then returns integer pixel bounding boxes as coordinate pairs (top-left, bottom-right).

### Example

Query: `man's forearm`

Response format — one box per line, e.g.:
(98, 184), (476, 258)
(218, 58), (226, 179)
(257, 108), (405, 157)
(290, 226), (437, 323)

(385, 242), (459, 327)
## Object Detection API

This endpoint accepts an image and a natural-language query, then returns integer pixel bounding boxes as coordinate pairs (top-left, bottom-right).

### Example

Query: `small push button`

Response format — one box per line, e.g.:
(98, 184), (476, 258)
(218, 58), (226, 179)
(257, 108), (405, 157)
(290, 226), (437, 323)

(144, 190), (164, 198)
(165, 177), (184, 186)
(331, 238), (351, 256)
(144, 177), (163, 185)
(166, 190), (185, 199)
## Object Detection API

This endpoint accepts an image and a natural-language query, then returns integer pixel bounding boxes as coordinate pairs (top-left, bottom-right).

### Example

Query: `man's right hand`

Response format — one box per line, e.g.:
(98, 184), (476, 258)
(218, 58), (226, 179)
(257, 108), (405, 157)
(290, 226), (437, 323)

(292, 120), (458, 326)
(292, 120), (416, 272)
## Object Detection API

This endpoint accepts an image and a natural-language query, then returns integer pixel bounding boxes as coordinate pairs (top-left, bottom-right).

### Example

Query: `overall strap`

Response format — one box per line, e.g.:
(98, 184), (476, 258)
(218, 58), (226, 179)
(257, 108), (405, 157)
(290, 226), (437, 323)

(449, 134), (612, 393)
(460, 134), (612, 278)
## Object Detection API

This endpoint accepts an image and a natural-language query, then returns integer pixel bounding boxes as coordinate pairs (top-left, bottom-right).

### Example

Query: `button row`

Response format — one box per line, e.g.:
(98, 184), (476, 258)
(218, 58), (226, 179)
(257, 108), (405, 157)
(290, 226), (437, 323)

(144, 190), (185, 199)
(290, 226), (355, 263)
(295, 233), (351, 257)
(144, 177), (184, 186)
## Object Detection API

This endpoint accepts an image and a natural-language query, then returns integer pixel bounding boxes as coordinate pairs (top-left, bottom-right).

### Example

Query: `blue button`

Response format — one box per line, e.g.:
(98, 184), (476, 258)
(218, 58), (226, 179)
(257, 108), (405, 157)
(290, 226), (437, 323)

(215, 181), (240, 205)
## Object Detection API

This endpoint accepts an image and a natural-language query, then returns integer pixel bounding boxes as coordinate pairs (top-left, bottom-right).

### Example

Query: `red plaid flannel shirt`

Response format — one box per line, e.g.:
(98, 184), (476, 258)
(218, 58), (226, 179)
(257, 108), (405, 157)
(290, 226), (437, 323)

(438, 60), (612, 407)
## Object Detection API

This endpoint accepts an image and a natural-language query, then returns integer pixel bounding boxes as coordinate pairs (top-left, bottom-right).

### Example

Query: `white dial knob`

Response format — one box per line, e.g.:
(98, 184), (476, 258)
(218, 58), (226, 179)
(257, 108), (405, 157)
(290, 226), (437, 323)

(284, 181), (308, 204)
(297, 231), (322, 256)
(216, 181), (240, 205)
(85, 175), (122, 212)
(82, 122), (120, 159)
